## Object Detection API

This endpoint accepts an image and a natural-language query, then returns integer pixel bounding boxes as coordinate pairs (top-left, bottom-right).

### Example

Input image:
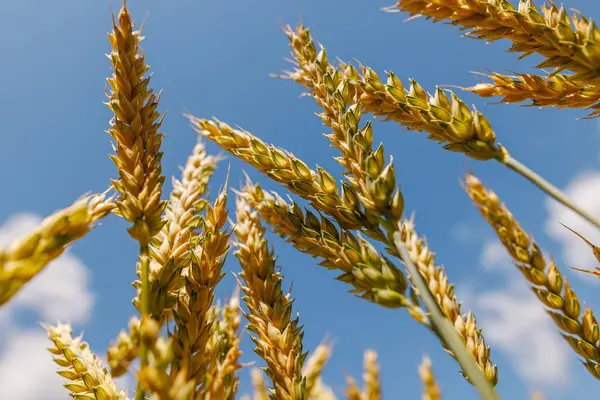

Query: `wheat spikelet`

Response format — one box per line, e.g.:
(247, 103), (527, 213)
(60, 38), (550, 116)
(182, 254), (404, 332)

(396, 217), (498, 385)
(171, 187), (231, 395)
(419, 356), (441, 400)
(234, 195), (307, 399)
(464, 173), (600, 380)
(0, 193), (114, 306)
(107, 316), (141, 378)
(106, 3), (166, 245)
(243, 182), (415, 312)
(467, 71), (600, 116)
(283, 25), (502, 161)
(303, 343), (332, 397)
(140, 138), (220, 319)
(45, 323), (130, 400)
(386, 0), (600, 85)
(204, 292), (243, 399)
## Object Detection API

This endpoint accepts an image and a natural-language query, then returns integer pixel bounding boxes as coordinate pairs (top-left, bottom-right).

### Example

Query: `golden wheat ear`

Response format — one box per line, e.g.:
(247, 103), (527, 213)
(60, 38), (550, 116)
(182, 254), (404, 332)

(419, 355), (441, 400)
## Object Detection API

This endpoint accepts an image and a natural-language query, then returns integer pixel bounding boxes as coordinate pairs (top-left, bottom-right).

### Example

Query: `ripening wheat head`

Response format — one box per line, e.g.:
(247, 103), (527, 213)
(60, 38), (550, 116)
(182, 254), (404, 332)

(141, 137), (221, 319)
(45, 323), (130, 400)
(464, 173), (600, 380)
(171, 186), (231, 396)
(106, 3), (166, 245)
(0, 193), (114, 306)
(234, 195), (307, 399)
(387, 0), (600, 85)
(283, 24), (502, 161)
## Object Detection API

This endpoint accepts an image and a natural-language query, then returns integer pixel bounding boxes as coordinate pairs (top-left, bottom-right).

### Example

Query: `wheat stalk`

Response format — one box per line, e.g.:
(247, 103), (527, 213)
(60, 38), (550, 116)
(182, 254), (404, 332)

(385, 0), (600, 86)
(0, 192), (114, 306)
(234, 195), (307, 399)
(464, 173), (600, 381)
(419, 356), (441, 400)
(45, 323), (130, 400)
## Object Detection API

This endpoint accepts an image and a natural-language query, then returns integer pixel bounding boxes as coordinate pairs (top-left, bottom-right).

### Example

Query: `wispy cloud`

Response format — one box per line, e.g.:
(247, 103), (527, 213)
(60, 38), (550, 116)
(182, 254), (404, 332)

(0, 213), (95, 400)
(545, 171), (600, 279)
(459, 239), (571, 387)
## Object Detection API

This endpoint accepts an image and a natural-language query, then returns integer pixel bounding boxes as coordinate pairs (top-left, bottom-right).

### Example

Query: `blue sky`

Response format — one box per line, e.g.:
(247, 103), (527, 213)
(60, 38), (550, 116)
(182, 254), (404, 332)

(2, 0), (600, 399)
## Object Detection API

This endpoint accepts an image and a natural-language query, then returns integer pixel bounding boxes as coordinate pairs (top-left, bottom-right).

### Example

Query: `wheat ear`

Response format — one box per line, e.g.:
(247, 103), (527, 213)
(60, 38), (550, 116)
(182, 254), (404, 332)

(419, 356), (441, 400)
(303, 342), (332, 397)
(0, 193), (114, 306)
(465, 173), (600, 380)
(204, 291), (243, 399)
(466, 71), (600, 116)
(45, 323), (130, 400)
(105, 3), (167, 391)
(171, 186), (231, 396)
(385, 0), (600, 86)
(285, 23), (600, 231)
(107, 316), (141, 378)
(235, 195), (308, 399)
(250, 368), (271, 400)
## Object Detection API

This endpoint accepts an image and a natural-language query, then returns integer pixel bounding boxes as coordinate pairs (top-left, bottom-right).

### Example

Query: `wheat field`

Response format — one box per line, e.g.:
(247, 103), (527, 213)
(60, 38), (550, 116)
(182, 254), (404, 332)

(1, 1), (600, 399)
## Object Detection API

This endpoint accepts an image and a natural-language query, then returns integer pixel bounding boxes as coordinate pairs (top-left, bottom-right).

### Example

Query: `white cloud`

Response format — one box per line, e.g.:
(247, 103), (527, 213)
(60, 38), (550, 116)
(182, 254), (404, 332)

(546, 171), (600, 278)
(0, 330), (67, 400)
(451, 221), (488, 244)
(458, 239), (572, 387)
(474, 280), (570, 386)
(480, 240), (513, 271)
(0, 212), (96, 400)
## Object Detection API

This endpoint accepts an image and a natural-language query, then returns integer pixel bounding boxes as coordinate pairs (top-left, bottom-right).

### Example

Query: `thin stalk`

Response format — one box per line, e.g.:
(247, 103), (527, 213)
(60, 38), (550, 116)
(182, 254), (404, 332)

(393, 235), (500, 400)
(135, 244), (150, 400)
(499, 155), (600, 230)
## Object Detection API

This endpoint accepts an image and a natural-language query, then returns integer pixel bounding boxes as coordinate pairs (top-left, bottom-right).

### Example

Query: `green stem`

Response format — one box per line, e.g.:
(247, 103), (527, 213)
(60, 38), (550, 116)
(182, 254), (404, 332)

(135, 244), (150, 400)
(500, 154), (600, 230)
(393, 234), (500, 400)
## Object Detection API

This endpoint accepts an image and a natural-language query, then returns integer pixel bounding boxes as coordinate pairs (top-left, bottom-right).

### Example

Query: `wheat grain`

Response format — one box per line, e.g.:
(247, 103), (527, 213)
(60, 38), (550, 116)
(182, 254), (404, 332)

(0, 193), (114, 306)
(419, 356), (441, 400)
(386, 0), (600, 86)
(235, 195), (307, 399)
(45, 323), (130, 400)
(464, 173), (600, 380)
